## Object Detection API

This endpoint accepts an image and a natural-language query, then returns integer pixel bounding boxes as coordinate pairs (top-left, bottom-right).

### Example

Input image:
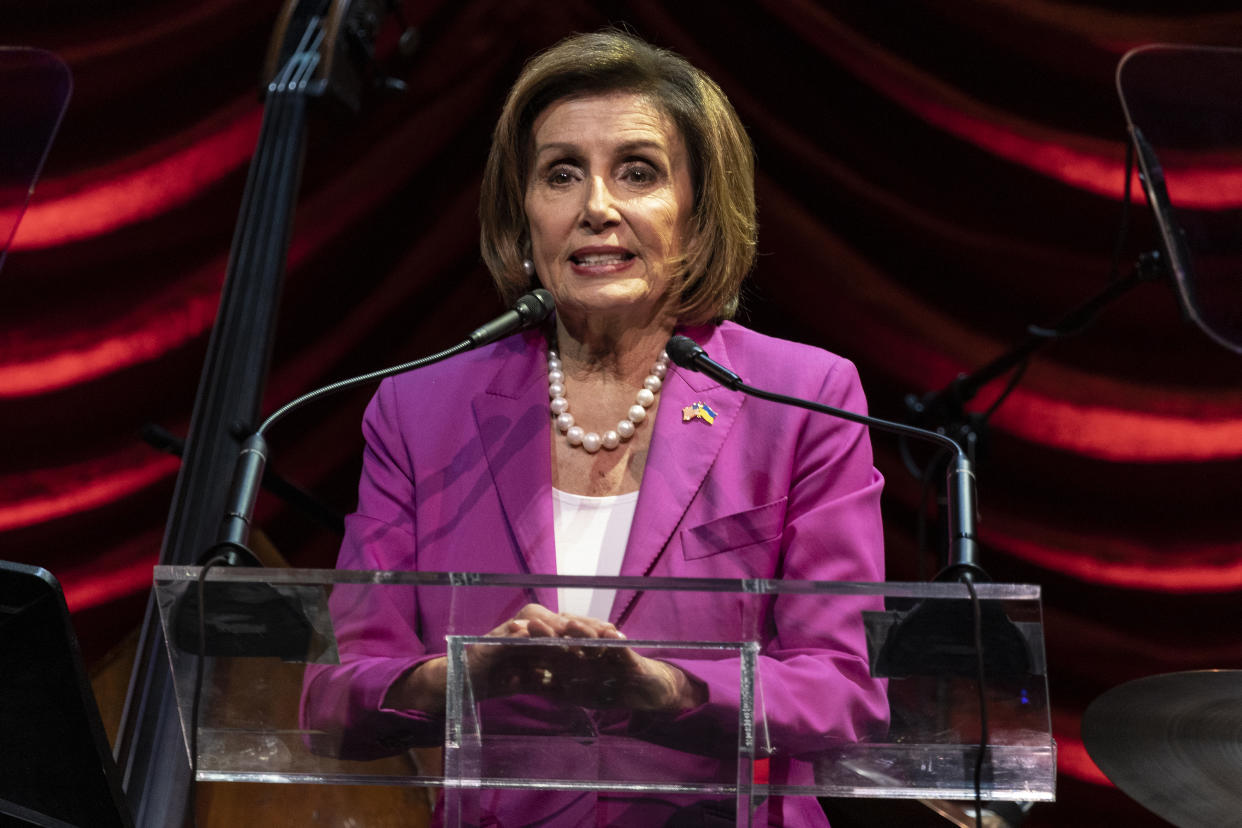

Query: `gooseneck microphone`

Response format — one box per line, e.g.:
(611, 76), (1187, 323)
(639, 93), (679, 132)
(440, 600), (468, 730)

(216, 289), (555, 555)
(670, 334), (998, 823)
(467, 288), (557, 348)
(666, 334), (983, 581)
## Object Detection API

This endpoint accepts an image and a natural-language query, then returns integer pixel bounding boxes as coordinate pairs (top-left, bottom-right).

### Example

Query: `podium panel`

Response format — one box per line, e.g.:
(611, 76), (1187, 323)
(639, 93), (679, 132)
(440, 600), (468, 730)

(154, 567), (1054, 809)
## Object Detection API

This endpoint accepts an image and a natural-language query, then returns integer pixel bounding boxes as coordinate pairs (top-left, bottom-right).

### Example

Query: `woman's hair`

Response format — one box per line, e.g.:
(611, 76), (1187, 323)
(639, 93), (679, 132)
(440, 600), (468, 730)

(479, 30), (756, 324)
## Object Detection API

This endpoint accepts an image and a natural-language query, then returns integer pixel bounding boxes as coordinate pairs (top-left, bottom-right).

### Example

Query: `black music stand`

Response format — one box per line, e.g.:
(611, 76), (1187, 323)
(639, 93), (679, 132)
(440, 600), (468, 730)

(0, 561), (134, 827)
(0, 46), (129, 828)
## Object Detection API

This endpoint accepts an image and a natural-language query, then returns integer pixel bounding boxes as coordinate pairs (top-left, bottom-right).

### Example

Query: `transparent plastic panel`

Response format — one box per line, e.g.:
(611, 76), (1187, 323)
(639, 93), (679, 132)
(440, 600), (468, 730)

(1117, 45), (1242, 354)
(0, 48), (71, 266)
(154, 567), (1053, 805)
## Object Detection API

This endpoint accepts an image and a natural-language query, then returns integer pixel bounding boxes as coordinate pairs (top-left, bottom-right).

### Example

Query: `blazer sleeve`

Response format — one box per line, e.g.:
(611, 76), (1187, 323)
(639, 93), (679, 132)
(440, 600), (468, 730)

(635, 355), (888, 759)
(299, 379), (444, 759)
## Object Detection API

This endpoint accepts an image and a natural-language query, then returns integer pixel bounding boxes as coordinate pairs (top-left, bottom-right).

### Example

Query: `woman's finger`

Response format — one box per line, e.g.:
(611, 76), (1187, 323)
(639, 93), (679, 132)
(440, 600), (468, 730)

(556, 613), (626, 640)
(485, 617), (531, 637)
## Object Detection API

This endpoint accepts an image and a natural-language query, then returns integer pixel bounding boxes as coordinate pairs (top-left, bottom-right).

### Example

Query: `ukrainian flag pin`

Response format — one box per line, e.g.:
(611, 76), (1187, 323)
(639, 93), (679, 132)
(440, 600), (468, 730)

(681, 401), (718, 425)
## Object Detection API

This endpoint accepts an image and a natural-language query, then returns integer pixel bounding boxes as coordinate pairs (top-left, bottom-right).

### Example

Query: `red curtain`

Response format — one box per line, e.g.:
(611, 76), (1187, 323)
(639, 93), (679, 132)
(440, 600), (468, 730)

(5, 2), (1242, 824)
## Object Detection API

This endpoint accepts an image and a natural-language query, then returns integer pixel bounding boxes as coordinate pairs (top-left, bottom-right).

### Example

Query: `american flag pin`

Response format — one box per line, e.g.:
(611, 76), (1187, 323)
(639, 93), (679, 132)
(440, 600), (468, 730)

(681, 401), (718, 425)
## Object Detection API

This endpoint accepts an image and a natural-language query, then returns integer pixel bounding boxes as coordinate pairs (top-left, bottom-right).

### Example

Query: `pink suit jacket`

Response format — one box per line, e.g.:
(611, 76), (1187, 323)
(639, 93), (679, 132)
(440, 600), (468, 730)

(302, 321), (888, 826)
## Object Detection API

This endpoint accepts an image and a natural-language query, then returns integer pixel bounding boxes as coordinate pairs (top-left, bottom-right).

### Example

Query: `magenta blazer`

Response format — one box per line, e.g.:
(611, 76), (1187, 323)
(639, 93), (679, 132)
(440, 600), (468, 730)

(301, 321), (888, 826)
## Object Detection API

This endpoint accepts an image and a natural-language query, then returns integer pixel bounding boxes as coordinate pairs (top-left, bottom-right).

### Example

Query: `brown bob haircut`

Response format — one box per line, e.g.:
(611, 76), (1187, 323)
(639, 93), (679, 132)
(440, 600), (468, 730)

(479, 30), (757, 324)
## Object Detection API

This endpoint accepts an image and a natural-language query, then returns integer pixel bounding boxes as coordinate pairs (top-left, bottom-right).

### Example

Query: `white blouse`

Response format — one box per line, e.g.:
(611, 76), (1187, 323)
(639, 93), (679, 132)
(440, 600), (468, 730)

(551, 487), (639, 619)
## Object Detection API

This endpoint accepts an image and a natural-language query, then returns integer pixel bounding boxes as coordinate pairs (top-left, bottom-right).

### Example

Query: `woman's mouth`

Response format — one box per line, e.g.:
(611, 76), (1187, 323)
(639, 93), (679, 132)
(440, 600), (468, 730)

(570, 251), (635, 265)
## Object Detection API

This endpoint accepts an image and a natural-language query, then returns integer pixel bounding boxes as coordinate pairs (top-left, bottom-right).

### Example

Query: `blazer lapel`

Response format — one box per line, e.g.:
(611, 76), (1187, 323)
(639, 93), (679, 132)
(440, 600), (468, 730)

(612, 325), (743, 624)
(471, 331), (559, 609)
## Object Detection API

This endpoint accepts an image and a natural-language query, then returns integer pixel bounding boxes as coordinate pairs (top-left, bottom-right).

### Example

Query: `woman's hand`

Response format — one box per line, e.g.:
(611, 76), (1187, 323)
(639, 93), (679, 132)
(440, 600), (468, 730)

(384, 604), (705, 715)
(484, 602), (623, 640)
(474, 604), (706, 713)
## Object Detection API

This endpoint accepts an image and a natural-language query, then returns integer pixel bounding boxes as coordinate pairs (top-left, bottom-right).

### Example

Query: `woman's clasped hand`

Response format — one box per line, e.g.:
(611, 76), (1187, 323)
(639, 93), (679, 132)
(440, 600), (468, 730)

(470, 604), (707, 712)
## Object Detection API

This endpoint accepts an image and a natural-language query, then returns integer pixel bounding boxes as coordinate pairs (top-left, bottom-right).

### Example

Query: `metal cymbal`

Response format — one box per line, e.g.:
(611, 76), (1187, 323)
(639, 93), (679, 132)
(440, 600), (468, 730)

(1082, 670), (1242, 828)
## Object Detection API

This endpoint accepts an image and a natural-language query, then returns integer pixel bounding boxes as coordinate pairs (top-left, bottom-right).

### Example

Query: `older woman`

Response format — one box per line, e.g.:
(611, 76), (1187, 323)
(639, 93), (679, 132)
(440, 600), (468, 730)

(302, 30), (886, 826)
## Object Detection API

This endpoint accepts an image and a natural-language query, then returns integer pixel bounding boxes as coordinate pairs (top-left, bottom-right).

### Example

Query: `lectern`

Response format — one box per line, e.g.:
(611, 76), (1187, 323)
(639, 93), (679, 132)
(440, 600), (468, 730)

(155, 567), (1054, 825)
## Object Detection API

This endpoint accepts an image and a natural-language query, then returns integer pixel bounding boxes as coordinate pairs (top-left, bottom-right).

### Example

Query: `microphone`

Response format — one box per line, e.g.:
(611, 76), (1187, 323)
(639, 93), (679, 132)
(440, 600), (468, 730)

(216, 289), (556, 554)
(468, 288), (556, 348)
(666, 335), (982, 581)
(665, 335), (742, 390)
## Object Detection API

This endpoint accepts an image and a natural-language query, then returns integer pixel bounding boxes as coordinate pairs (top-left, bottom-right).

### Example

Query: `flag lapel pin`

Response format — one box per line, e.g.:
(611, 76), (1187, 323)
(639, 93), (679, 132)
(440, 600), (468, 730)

(681, 401), (717, 425)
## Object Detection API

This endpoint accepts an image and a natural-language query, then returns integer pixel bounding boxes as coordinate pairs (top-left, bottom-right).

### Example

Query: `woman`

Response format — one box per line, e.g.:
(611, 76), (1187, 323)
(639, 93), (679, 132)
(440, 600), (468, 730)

(302, 30), (887, 826)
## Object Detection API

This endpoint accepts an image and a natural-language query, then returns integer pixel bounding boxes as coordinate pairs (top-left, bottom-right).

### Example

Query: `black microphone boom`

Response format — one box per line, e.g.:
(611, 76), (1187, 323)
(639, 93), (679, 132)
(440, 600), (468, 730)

(216, 289), (555, 553)
(666, 335), (984, 581)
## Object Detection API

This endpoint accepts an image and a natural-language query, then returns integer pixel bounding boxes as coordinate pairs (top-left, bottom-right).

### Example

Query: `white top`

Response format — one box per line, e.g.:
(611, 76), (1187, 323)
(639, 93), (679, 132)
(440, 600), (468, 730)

(551, 487), (639, 619)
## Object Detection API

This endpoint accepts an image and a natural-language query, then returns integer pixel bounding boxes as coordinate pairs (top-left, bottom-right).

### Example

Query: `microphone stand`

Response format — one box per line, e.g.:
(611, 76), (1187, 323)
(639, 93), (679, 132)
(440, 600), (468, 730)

(216, 288), (555, 559)
(744, 381), (984, 583)
(181, 288), (555, 662)
(898, 247), (1169, 583)
(904, 249), (1169, 470)
(213, 338), (473, 560)
(180, 287), (555, 658)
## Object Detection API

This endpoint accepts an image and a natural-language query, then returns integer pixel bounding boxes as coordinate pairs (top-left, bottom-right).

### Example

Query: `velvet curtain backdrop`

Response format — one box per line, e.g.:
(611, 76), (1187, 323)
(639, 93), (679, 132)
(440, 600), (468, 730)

(5, 2), (1242, 824)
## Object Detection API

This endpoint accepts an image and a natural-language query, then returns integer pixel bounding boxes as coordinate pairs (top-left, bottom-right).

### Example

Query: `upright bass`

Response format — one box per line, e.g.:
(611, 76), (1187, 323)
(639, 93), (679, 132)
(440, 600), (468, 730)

(114, 3), (408, 825)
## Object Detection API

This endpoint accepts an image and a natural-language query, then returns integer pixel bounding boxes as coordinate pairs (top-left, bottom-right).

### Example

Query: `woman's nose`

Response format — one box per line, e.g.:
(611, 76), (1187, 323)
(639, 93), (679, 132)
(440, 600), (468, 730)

(581, 176), (620, 231)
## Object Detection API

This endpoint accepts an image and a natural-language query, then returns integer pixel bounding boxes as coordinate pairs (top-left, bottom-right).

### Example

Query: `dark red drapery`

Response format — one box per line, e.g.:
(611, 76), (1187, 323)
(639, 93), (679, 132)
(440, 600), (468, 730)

(5, 2), (1242, 824)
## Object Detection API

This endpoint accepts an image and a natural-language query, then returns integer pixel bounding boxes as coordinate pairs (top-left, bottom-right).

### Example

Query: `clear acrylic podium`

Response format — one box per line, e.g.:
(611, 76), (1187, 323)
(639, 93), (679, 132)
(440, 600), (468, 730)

(154, 567), (1054, 824)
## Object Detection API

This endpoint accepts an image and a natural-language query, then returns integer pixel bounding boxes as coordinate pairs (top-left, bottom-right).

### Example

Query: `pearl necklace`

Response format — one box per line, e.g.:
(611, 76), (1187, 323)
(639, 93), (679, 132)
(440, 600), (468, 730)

(548, 348), (670, 453)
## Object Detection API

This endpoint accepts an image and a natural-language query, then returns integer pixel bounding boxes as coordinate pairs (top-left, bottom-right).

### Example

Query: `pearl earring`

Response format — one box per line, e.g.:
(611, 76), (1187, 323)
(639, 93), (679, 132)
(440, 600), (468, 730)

(522, 258), (536, 277)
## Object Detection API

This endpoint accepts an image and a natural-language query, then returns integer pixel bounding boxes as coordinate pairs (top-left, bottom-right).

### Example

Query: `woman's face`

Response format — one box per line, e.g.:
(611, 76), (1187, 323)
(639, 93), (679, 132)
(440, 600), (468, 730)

(524, 91), (694, 328)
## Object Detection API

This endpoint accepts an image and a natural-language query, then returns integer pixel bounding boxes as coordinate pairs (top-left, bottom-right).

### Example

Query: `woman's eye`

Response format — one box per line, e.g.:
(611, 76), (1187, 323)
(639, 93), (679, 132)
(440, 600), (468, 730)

(545, 165), (580, 186)
(621, 164), (657, 184)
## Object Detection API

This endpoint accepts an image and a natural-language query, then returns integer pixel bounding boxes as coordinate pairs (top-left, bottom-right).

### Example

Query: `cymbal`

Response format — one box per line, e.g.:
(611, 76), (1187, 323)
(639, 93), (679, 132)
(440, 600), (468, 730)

(1082, 670), (1242, 828)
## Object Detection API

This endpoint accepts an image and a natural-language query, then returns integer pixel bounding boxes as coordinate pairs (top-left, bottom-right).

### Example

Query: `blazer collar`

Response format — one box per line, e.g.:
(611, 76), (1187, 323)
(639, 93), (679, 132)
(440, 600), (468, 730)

(471, 330), (559, 607)
(612, 323), (743, 623)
